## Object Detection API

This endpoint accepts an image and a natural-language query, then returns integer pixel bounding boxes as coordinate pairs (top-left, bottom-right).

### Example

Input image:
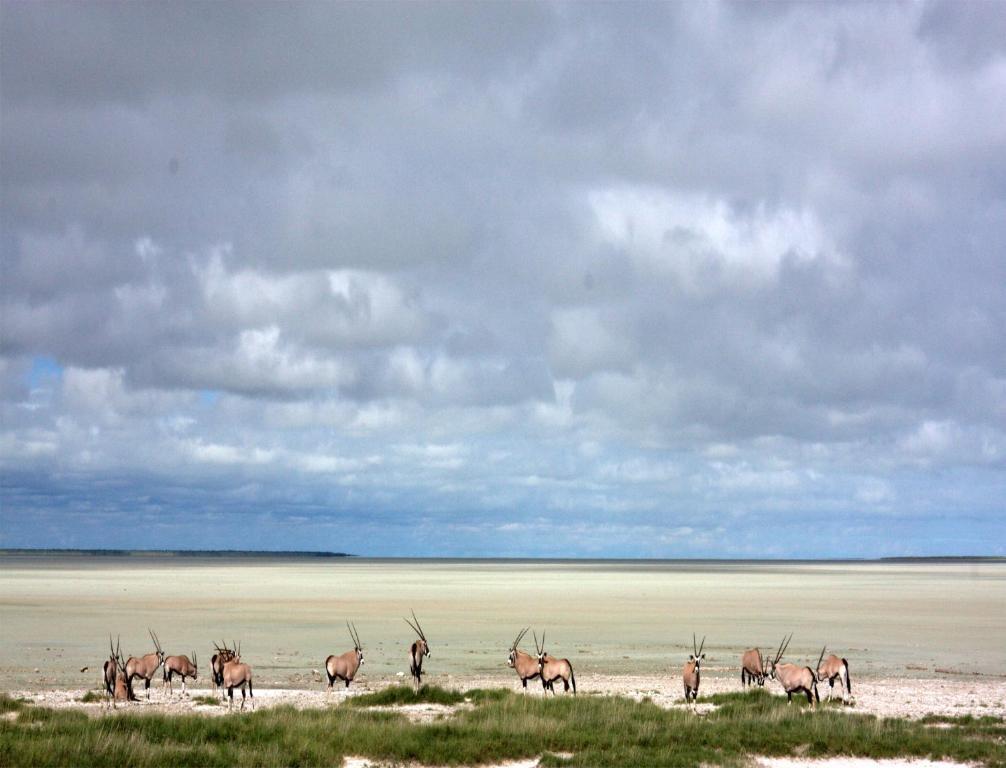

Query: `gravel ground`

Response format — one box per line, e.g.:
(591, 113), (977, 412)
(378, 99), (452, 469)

(8, 672), (1006, 721)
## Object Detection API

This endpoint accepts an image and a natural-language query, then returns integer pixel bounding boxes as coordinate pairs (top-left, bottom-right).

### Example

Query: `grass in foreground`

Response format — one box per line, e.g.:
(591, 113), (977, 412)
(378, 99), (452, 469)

(0, 688), (1003, 767)
(347, 684), (466, 707)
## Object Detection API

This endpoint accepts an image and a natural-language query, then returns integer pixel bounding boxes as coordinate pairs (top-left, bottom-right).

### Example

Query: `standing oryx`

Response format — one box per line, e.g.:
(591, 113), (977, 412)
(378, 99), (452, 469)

(682, 634), (705, 705)
(404, 611), (430, 691)
(506, 627), (541, 692)
(325, 622), (364, 689)
(211, 641), (237, 698)
(534, 631), (576, 695)
(103, 635), (134, 707)
(816, 647), (852, 704)
(766, 634), (819, 706)
(741, 647), (767, 687)
(125, 628), (165, 700)
(221, 641), (254, 710)
(162, 651), (198, 695)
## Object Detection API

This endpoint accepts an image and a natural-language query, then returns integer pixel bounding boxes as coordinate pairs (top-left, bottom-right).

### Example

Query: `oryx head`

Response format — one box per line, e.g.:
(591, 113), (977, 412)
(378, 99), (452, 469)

(533, 629), (547, 673)
(508, 627), (529, 667)
(109, 634), (125, 675)
(815, 645), (827, 679)
(766, 633), (792, 679)
(405, 611), (429, 657)
(689, 633), (706, 670)
(348, 621), (364, 665)
(148, 628), (164, 665)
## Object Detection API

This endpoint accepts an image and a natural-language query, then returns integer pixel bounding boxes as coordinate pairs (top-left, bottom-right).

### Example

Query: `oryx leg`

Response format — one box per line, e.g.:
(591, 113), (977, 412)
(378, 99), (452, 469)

(228, 686), (233, 710)
(248, 680), (254, 709)
(240, 684), (246, 710)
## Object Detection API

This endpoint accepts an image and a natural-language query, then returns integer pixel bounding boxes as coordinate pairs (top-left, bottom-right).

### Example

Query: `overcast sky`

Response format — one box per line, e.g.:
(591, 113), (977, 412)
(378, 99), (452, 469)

(2, 1), (1004, 557)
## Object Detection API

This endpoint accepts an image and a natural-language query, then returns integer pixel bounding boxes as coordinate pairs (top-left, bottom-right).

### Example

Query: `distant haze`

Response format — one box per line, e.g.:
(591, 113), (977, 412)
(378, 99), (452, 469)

(1, 2), (1004, 556)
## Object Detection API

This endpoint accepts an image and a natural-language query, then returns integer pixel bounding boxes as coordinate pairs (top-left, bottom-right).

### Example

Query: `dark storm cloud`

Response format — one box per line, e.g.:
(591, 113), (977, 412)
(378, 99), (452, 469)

(1, 1), (1004, 555)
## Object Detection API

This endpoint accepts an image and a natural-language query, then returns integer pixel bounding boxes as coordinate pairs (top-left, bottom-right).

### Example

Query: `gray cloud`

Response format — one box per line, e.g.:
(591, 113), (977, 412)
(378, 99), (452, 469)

(2, 1), (1004, 555)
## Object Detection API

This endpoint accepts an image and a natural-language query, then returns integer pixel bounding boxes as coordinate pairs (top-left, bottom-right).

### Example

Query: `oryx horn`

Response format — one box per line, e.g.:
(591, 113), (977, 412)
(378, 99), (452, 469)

(411, 610), (427, 642)
(512, 626), (529, 650)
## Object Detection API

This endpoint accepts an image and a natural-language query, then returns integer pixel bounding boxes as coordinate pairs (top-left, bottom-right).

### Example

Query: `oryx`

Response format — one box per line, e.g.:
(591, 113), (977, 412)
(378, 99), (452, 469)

(325, 622), (364, 689)
(124, 628), (165, 700)
(506, 626), (541, 693)
(163, 651), (198, 695)
(816, 647), (852, 704)
(222, 641), (254, 710)
(682, 634), (705, 705)
(103, 635), (135, 707)
(404, 611), (430, 691)
(766, 634), (819, 706)
(211, 641), (237, 698)
(534, 630), (576, 695)
(741, 647), (766, 687)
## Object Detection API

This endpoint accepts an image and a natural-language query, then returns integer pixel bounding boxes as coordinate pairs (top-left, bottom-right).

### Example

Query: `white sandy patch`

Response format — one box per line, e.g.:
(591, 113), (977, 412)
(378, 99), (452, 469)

(755, 760), (975, 768)
(8, 674), (1006, 722)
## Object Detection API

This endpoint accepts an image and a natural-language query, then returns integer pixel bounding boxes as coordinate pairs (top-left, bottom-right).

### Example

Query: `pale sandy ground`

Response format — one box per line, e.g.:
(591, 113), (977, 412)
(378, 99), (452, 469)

(11, 671), (1006, 721)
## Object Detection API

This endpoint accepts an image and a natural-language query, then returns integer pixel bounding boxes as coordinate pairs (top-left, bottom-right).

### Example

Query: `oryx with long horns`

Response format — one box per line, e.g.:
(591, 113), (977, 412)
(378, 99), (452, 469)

(816, 646), (852, 704)
(682, 634), (705, 705)
(741, 647), (767, 687)
(325, 622), (364, 689)
(222, 640), (254, 710)
(162, 650), (198, 695)
(405, 611), (430, 690)
(210, 641), (236, 698)
(506, 627), (541, 692)
(124, 628), (165, 700)
(766, 634), (819, 706)
(534, 630), (576, 695)
(103, 635), (134, 707)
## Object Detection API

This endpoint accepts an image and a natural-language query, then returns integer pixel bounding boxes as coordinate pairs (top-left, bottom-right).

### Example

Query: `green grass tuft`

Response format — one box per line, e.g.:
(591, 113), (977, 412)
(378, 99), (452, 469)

(347, 684), (466, 707)
(0, 693), (29, 714)
(190, 695), (220, 706)
(77, 691), (104, 704)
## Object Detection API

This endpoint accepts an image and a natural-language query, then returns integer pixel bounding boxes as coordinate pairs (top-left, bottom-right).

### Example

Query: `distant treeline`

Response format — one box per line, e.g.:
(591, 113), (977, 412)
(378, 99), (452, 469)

(878, 555), (1004, 563)
(0, 548), (354, 558)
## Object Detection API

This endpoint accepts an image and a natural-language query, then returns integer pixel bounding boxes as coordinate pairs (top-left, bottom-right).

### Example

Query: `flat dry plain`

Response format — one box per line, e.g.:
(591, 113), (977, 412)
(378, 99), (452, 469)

(1, 554), (1004, 719)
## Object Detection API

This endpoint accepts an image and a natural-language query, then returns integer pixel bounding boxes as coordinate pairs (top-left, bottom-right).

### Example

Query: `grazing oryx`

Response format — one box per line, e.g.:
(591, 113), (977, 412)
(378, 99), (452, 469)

(163, 651), (198, 695)
(506, 626), (541, 692)
(816, 647), (852, 704)
(405, 611), (430, 690)
(325, 622), (364, 689)
(682, 634), (705, 705)
(741, 647), (767, 687)
(125, 628), (165, 700)
(211, 641), (237, 698)
(222, 642), (254, 710)
(766, 634), (819, 706)
(534, 631), (576, 695)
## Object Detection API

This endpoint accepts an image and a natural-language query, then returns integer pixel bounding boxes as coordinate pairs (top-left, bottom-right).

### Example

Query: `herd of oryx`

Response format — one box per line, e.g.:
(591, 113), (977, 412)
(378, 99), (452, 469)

(100, 614), (852, 712)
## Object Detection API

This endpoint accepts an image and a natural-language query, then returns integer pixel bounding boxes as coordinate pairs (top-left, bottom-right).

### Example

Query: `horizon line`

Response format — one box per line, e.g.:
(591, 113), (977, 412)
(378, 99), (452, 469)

(1, 548), (1003, 563)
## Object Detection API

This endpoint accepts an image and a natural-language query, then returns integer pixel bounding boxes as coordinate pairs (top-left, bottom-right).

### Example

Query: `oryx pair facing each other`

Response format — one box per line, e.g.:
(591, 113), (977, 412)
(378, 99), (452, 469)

(507, 627), (576, 695)
(210, 640), (254, 710)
